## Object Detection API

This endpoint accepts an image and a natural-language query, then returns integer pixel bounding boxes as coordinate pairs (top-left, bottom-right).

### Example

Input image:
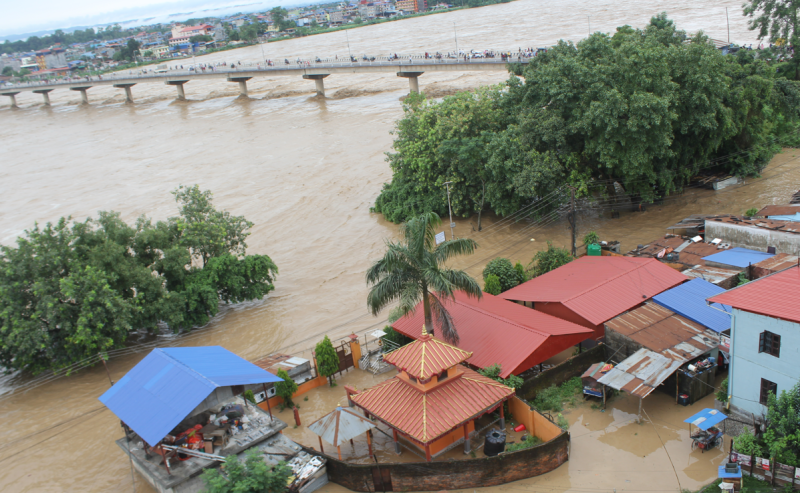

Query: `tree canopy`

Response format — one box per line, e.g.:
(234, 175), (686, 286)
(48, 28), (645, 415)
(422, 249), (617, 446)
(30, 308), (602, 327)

(0, 185), (278, 374)
(315, 335), (339, 386)
(202, 449), (291, 493)
(482, 257), (524, 293)
(373, 16), (800, 224)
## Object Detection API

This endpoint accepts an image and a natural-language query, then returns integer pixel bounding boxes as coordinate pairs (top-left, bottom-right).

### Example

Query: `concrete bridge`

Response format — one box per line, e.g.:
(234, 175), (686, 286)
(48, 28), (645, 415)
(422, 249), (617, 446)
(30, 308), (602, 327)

(0, 58), (513, 107)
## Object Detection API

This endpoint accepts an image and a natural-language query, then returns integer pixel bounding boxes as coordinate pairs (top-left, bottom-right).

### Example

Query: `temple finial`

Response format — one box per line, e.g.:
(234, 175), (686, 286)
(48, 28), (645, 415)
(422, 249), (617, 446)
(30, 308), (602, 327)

(421, 324), (428, 336)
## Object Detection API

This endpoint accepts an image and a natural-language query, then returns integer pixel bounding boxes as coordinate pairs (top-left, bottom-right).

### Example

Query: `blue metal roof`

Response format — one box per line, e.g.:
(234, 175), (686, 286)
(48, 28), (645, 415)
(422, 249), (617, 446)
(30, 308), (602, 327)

(652, 278), (731, 332)
(98, 346), (281, 446)
(702, 247), (774, 268)
(684, 408), (728, 430)
(768, 213), (800, 222)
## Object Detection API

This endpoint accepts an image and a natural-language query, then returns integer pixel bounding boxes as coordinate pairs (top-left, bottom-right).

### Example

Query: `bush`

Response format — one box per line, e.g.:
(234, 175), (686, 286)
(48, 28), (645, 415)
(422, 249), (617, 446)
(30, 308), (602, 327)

(533, 377), (582, 412)
(315, 335), (339, 386)
(526, 242), (574, 278)
(382, 326), (411, 347)
(505, 434), (542, 452)
(745, 207), (759, 217)
(483, 258), (524, 292)
(479, 363), (524, 389)
(716, 378), (728, 404)
(243, 390), (256, 405)
(483, 274), (502, 295)
(201, 449), (291, 493)
(583, 231), (600, 245)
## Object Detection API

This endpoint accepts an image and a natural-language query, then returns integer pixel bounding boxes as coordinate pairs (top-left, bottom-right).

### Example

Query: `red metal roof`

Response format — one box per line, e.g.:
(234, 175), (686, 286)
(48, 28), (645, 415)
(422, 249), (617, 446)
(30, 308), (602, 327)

(498, 256), (688, 325)
(383, 330), (471, 381)
(392, 292), (593, 377)
(351, 366), (514, 445)
(708, 266), (800, 323)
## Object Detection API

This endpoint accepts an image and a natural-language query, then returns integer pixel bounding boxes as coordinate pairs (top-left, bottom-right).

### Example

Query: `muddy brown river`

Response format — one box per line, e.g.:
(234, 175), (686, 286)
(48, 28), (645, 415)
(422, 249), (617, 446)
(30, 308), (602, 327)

(0, 0), (796, 491)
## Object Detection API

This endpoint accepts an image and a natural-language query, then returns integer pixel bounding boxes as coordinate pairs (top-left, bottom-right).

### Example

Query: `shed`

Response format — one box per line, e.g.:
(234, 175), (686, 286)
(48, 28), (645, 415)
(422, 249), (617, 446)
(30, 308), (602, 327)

(498, 256), (687, 339)
(392, 291), (593, 378)
(98, 346), (282, 447)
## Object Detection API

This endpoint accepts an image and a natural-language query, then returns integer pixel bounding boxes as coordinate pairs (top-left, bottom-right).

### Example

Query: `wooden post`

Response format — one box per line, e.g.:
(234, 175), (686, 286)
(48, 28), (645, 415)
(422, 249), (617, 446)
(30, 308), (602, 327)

(750, 454), (755, 477)
(499, 402), (506, 429)
(602, 385), (607, 410)
(393, 429), (400, 454)
(638, 397), (643, 423)
(425, 444), (431, 462)
(367, 430), (373, 456)
(463, 423), (470, 454)
(337, 446), (342, 460)
(318, 436), (324, 453)
(263, 384), (273, 419)
(160, 444), (171, 475)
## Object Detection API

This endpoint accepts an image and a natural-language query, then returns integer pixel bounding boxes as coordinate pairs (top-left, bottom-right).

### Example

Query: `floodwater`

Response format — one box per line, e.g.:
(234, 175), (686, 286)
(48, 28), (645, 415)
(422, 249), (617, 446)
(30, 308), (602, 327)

(0, 0), (794, 491)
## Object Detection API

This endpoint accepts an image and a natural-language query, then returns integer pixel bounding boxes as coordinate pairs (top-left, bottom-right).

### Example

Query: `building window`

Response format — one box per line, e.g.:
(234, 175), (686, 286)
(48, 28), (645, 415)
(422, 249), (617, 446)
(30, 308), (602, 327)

(758, 331), (781, 357)
(760, 378), (777, 406)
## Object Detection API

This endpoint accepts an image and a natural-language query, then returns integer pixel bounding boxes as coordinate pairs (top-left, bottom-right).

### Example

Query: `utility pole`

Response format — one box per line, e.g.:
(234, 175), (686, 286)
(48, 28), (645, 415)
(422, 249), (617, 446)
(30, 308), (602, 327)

(453, 22), (458, 56)
(588, 16), (591, 36)
(726, 7), (730, 44)
(346, 29), (352, 61)
(569, 186), (577, 257)
(444, 181), (455, 240)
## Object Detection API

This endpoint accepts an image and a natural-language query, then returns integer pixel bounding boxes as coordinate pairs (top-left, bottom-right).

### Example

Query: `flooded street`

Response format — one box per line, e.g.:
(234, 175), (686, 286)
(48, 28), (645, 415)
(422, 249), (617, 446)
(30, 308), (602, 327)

(0, 0), (795, 491)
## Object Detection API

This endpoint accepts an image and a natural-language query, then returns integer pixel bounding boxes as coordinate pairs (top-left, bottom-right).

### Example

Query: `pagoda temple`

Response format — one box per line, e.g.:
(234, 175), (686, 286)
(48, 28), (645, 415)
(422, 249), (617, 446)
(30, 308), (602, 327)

(350, 326), (515, 461)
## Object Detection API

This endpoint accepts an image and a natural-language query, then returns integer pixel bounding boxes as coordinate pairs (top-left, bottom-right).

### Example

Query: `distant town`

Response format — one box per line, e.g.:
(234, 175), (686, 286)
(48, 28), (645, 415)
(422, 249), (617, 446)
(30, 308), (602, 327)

(0, 0), (470, 81)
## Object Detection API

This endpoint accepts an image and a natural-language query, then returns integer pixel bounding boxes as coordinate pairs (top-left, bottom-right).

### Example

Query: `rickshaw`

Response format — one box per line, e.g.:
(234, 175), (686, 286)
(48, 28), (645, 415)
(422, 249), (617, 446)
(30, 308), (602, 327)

(684, 408), (727, 453)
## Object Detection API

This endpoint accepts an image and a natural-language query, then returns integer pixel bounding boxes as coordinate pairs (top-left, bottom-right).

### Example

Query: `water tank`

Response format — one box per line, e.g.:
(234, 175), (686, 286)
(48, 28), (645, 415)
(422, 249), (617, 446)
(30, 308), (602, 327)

(587, 244), (602, 256)
(484, 429), (506, 456)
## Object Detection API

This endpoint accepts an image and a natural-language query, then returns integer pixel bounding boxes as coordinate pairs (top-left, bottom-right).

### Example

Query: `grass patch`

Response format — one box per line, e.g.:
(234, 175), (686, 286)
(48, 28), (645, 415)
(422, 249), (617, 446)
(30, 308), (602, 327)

(505, 434), (542, 452)
(533, 377), (582, 412)
(682, 475), (774, 493)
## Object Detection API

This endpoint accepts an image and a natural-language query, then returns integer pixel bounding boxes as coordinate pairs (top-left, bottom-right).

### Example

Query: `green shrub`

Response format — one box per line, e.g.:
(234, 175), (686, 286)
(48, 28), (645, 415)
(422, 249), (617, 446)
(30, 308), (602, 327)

(274, 369), (297, 408)
(382, 326), (412, 347)
(483, 274), (502, 295)
(533, 377), (582, 412)
(745, 207), (759, 217)
(505, 434), (542, 452)
(716, 378), (728, 404)
(243, 390), (256, 405)
(583, 231), (600, 245)
(734, 427), (766, 457)
(483, 258), (524, 292)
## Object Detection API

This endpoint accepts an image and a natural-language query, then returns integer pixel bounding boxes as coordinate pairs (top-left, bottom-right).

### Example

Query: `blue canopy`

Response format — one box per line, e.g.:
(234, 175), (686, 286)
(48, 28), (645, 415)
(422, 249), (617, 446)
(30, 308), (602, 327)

(768, 213), (800, 222)
(702, 247), (774, 268)
(652, 278), (731, 333)
(684, 408), (728, 430)
(99, 346), (281, 446)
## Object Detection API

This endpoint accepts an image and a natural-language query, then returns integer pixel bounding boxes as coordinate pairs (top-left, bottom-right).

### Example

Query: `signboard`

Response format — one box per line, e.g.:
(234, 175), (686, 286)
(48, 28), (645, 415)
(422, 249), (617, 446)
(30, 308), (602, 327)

(795, 467), (800, 481)
(720, 334), (731, 351)
(435, 231), (446, 245)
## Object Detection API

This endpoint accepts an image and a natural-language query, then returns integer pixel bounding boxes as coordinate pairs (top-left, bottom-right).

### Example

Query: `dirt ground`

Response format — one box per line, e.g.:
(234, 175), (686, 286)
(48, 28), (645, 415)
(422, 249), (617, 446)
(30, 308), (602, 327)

(283, 368), (729, 493)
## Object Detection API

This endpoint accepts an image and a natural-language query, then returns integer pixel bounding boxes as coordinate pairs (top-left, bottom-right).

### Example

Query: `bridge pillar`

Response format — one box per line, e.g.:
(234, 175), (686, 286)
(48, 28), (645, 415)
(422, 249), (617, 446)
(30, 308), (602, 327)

(302, 74), (330, 97)
(397, 71), (424, 93)
(33, 89), (53, 106)
(113, 83), (136, 103)
(166, 80), (189, 100)
(70, 86), (92, 105)
(2, 92), (20, 108)
(227, 77), (252, 97)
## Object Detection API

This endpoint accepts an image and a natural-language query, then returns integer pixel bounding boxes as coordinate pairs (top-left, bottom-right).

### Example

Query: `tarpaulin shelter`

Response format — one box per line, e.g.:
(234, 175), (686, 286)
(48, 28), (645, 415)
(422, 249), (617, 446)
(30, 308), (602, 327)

(98, 346), (282, 447)
(308, 406), (376, 459)
(684, 408), (728, 431)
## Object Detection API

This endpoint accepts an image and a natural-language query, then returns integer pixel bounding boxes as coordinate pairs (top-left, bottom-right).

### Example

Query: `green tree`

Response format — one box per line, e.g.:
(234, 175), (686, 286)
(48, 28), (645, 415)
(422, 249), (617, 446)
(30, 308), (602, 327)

(190, 34), (214, 43)
(274, 368), (298, 407)
(240, 24), (259, 42)
(365, 212), (481, 345)
(315, 335), (339, 386)
(0, 187), (278, 374)
(744, 0), (800, 79)
(201, 449), (291, 493)
(526, 242), (574, 278)
(482, 257), (523, 293)
(483, 274), (501, 295)
(269, 7), (293, 32)
(763, 383), (800, 466)
(2, 66), (12, 76)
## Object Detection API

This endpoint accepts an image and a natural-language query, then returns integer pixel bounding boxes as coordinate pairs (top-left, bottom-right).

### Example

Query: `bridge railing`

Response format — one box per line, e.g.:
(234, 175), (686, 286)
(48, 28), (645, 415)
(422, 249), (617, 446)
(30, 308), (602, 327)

(2, 53), (535, 90)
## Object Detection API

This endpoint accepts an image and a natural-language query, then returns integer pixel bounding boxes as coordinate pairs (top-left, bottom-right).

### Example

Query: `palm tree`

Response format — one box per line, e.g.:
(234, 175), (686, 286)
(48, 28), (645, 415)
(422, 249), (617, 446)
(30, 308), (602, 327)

(366, 212), (481, 345)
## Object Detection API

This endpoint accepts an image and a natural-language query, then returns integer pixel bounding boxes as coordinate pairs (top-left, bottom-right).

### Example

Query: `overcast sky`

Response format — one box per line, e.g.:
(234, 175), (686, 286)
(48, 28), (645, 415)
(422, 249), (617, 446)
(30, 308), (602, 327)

(1, 0), (288, 38)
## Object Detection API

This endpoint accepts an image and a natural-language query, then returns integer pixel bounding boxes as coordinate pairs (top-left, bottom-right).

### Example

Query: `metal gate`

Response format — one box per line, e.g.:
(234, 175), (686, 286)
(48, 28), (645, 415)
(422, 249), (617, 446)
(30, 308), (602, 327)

(336, 340), (354, 375)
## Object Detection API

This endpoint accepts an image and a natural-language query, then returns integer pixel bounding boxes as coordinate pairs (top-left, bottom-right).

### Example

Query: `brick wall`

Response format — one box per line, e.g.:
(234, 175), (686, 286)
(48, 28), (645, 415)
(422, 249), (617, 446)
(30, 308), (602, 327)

(310, 431), (569, 492)
(519, 344), (605, 400)
(603, 328), (643, 364)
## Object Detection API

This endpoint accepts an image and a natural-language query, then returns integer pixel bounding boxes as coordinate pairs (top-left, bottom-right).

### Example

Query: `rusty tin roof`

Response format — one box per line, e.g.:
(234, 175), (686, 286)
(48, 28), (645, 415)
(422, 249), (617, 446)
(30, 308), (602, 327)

(597, 348), (684, 398)
(307, 407), (376, 447)
(755, 204), (800, 217)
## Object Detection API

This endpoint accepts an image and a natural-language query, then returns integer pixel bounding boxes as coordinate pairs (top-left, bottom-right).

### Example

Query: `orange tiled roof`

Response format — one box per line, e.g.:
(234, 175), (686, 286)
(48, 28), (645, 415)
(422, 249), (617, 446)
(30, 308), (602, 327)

(351, 365), (513, 445)
(383, 328), (472, 380)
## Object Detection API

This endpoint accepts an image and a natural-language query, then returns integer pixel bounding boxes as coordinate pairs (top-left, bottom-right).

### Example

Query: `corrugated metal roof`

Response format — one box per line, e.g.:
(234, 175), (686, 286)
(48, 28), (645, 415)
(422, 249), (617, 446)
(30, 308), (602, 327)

(392, 292), (593, 378)
(626, 235), (729, 266)
(755, 204), (800, 217)
(703, 247), (775, 268)
(499, 256), (687, 325)
(706, 215), (800, 235)
(98, 347), (281, 446)
(752, 253), (800, 274)
(351, 366), (514, 445)
(606, 302), (719, 359)
(597, 348), (683, 398)
(308, 407), (376, 446)
(383, 330), (472, 381)
(684, 408), (728, 431)
(708, 266), (800, 323)
(652, 279), (731, 333)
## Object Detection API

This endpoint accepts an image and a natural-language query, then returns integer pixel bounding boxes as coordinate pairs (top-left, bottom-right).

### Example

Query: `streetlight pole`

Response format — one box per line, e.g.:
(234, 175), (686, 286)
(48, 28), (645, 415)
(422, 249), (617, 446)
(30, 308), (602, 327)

(443, 181), (455, 240)
(453, 22), (458, 56)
